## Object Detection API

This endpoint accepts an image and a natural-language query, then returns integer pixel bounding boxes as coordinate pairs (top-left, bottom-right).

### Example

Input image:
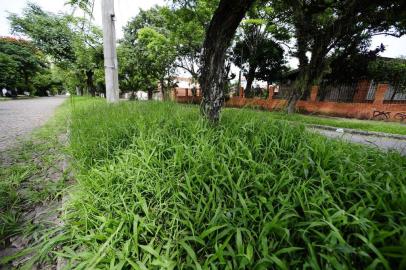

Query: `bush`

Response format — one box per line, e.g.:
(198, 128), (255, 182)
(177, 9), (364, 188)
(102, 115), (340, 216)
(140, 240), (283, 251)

(63, 98), (406, 269)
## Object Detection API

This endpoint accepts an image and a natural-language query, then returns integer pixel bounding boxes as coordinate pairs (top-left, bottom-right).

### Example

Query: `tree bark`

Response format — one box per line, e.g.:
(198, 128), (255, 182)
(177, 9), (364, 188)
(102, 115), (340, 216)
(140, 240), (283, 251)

(147, 88), (153, 100)
(245, 64), (256, 97)
(160, 78), (165, 101)
(286, 65), (310, 114)
(286, 6), (330, 114)
(165, 75), (172, 101)
(76, 86), (82, 96)
(23, 71), (30, 95)
(86, 70), (96, 97)
(199, 0), (255, 123)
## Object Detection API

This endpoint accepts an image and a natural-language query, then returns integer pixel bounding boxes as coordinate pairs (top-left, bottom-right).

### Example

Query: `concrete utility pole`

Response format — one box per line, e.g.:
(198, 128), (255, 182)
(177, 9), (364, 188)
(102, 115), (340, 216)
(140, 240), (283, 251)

(101, 0), (119, 103)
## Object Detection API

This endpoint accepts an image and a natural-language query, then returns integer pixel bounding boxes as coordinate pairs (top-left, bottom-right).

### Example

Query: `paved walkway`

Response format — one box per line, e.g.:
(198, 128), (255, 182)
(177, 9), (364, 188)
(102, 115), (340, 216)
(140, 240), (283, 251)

(0, 96), (67, 152)
(311, 128), (406, 156)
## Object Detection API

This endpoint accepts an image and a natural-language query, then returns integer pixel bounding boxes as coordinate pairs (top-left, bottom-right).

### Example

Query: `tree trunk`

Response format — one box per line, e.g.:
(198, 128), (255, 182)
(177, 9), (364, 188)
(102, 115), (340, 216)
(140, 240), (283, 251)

(86, 70), (96, 97)
(76, 86), (82, 96)
(266, 81), (270, 98)
(245, 65), (256, 97)
(148, 88), (153, 100)
(160, 78), (165, 101)
(23, 71), (30, 95)
(286, 9), (329, 114)
(286, 92), (300, 114)
(390, 88), (397, 101)
(199, 0), (255, 123)
(286, 70), (308, 114)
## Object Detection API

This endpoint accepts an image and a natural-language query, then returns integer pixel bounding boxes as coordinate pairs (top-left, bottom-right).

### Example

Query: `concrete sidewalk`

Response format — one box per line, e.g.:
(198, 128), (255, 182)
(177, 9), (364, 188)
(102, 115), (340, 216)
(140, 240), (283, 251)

(309, 126), (406, 156)
(0, 96), (67, 152)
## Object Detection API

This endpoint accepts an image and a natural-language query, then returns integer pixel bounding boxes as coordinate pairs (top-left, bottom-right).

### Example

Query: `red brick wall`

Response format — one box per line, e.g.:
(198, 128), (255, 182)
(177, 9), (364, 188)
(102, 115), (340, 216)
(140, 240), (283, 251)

(352, 80), (371, 102)
(173, 88), (201, 97)
(173, 83), (406, 122)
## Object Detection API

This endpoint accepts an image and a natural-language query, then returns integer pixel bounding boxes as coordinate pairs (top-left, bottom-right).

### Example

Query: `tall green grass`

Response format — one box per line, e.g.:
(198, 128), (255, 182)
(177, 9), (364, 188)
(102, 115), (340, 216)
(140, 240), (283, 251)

(226, 108), (406, 136)
(0, 100), (70, 246)
(61, 98), (405, 269)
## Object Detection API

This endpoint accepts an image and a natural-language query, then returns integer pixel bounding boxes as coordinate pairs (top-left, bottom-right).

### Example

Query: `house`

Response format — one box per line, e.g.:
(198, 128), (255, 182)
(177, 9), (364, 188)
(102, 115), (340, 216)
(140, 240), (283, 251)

(171, 77), (201, 99)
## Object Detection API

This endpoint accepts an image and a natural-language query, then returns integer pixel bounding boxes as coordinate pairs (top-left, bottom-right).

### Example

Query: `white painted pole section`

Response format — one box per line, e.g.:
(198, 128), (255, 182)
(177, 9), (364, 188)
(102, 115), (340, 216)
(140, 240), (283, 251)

(101, 0), (119, 103)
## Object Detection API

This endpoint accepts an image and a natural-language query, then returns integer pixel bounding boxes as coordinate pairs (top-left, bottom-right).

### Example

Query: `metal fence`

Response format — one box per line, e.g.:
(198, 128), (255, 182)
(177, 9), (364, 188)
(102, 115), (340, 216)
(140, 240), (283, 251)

(384, 82), (406, 103)
(273, 85), (293, 99)
(366, 80), (377, 101)
(258, 81), (405, 103)
(318, 82), (358, 102)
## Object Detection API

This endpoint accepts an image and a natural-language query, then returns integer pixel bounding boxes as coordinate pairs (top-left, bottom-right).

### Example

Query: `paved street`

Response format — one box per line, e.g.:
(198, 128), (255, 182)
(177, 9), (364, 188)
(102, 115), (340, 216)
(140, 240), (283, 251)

(0, 96), (67, 152)
(311, 128), (406, 156)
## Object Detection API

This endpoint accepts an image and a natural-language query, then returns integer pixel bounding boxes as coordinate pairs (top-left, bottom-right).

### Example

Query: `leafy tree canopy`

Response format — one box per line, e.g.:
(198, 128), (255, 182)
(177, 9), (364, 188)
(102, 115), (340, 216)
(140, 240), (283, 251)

(8, 3), (105, 96)
(368, 57), (406, 84)
(8, 3), (76, 64)
(0, 37), (49, 94)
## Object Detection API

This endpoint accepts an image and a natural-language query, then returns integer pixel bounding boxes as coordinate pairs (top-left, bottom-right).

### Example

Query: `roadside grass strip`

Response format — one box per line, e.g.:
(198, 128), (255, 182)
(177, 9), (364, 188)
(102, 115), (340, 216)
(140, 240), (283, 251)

(56, 98), (406, 269)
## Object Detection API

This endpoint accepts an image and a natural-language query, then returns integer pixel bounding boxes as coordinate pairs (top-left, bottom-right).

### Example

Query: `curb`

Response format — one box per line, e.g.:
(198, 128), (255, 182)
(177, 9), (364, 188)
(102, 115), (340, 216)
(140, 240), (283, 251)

(307, 124), (406, 140)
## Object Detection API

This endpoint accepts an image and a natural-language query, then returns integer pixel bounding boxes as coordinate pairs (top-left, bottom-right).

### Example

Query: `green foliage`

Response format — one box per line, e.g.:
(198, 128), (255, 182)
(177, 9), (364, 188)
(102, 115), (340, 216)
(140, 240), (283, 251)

(31, 70), (63, 96)
(233, 38), (287, 82)
(167, 0), (217, 79)
(8, 3), (76, 64)
(49, 98), (406, 269)
(0, 37), (48, 94)
(122, 6), (170, 45)
(119, 0), (217, 89)
(326, 43), (385, 83)
(119, 6), (177, 94)
(138, 27), (176, 77)
(273, 0), (406, 105)
(0, 52), (19, 88)
(232, 2), (289, 95)
(368, 58), (406, 84)
(8, 3), (104, 95)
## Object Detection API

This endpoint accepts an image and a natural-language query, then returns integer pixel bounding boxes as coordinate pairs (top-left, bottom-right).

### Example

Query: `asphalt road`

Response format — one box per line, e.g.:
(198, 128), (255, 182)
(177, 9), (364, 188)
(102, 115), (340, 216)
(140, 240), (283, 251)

(0, 96), (67, 152)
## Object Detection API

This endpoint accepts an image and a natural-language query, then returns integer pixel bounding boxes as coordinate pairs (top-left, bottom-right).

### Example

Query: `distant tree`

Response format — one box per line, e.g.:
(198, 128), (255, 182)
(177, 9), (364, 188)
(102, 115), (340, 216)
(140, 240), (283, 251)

(70, 17), (104, 96)
(0, 52), (19, 90)
(9, 3), (105, 96)
(167, 0), (218, 81)
(32, 70), (64, 96)
(232, 3), (289, 96)
(325, 42), (385, 83)
(120, 7), (176, 99)
(272, 0), (406, 113)
(368, 57), (406, 84)
(0, 37), (47, 94)
(138, 27), (176, 99)
(122, 6), (169, 45)
(8, 3), (75, 65)
(368, 57), (406, 100)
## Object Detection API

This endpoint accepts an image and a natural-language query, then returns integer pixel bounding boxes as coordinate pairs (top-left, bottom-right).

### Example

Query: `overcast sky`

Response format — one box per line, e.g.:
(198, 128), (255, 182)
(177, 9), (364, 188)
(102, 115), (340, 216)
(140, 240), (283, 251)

(1, 0), (405, 69)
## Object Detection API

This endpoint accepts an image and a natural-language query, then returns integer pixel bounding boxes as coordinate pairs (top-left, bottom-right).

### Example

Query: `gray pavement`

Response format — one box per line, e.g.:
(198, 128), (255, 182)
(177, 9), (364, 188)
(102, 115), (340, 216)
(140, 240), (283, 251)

(0, 96), (67, 152)
(311, 128), (406, 156)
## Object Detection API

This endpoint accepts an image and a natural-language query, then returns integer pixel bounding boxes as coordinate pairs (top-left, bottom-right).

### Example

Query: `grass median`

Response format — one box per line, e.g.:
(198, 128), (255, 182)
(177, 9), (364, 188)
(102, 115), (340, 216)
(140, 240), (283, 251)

(225, 107), (406, 136)
(44, 97), (406, 269)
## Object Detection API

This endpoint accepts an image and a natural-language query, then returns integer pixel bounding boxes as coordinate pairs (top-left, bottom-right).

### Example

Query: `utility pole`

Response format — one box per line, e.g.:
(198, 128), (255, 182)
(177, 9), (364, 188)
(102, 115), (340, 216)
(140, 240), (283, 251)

(101, 0), (119, 102)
